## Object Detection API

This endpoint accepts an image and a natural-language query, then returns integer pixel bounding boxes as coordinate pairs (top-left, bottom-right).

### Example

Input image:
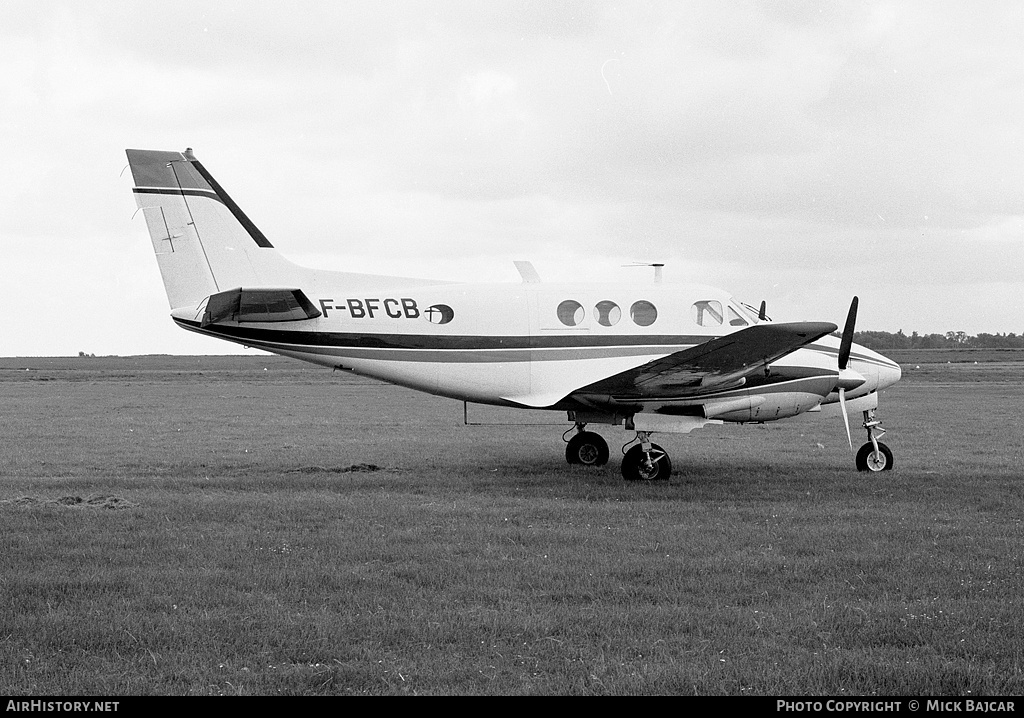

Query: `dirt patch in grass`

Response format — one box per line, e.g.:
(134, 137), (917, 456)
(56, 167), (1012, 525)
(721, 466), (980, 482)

(284, 463), (390, 475)
(0, 494), (138, 509)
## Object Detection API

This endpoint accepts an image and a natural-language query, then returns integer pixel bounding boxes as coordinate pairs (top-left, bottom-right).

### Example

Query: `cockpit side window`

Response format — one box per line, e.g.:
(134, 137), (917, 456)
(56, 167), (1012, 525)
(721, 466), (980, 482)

(692, 300), (723, 327)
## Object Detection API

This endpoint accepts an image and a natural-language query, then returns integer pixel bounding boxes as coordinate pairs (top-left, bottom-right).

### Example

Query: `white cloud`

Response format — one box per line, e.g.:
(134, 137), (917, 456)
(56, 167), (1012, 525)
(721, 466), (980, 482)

(2, 0), (1023, 355)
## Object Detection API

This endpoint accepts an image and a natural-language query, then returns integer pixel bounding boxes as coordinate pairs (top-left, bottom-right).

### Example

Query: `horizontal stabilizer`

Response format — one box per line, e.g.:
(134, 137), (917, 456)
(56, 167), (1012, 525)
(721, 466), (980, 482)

(201, 288), (322, 327)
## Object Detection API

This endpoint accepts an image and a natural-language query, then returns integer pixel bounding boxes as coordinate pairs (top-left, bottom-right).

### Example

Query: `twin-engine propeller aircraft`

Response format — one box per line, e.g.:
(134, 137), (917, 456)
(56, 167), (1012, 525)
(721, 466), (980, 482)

(126, 148), (901, 481)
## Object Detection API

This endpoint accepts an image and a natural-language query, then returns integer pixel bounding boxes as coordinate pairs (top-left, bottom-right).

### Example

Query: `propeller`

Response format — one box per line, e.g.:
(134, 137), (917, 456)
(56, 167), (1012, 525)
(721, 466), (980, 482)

(839, 296), (858, 372)
(836, 297), (864, 449)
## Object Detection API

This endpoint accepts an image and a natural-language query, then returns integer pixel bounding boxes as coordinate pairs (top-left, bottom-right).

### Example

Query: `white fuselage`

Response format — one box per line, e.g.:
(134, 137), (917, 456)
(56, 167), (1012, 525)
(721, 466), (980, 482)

(172, 278), (901, 422)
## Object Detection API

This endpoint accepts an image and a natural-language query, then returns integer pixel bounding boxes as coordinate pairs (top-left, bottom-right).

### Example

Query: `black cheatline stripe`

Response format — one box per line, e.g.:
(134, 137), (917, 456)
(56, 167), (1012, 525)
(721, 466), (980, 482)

(174, 318), (708, 351)
(806, 344), (901, 369)
(173, 320), (682, 366)
(188, 159), (274, 249)
(177, 319), (899, 373)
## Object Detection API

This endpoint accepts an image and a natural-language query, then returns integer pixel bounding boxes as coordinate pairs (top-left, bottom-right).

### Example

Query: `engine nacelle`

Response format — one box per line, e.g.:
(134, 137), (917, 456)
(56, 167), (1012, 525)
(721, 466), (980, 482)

(707, 392), (824, 423)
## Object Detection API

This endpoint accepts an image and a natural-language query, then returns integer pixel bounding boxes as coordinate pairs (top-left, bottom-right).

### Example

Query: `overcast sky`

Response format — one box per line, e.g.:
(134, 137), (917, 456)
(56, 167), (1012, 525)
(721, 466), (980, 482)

(3, 1), (1022, 356)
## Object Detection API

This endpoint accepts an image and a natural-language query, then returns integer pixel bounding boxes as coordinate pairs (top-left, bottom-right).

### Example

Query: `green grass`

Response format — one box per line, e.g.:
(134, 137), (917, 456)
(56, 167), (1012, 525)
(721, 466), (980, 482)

(2, 355), (1023, 695)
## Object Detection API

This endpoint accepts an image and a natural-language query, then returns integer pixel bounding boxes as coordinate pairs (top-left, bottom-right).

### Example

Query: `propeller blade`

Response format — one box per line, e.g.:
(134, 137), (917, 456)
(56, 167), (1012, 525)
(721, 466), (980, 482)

(838, 296), (859, 370)
(839, 388), (853, 450)
(758, 300), (767, 321)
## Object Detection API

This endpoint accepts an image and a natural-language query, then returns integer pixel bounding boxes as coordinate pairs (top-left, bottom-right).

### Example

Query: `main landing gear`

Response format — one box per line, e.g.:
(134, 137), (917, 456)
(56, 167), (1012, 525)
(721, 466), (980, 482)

(620, 432), (671, 482)
(564, 423), (671, 481)
(564, 423), (610, 467)
(855, 407), (894, 472)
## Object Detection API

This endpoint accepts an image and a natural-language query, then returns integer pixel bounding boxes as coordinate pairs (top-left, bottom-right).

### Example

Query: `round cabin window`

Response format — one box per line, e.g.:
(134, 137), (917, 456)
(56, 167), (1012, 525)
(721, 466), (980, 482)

(595, 300), (621, 327)
(557, 300), (585, 327)
(630, 300), (657, 327)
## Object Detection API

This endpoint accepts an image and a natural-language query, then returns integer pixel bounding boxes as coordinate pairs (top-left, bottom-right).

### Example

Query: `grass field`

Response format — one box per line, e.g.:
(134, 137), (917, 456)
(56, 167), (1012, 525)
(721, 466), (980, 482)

(2, 354), (1023, 695)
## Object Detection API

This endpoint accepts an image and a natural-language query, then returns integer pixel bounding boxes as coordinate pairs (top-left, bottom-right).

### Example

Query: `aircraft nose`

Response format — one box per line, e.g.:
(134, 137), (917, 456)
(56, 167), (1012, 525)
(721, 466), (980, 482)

(850, 345), (901, 393)
(878, 359), (902, 389)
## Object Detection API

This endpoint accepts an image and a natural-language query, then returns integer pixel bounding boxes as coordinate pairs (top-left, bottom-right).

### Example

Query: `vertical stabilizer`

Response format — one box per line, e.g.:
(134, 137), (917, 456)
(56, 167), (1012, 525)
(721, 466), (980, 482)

(127, 148), (297, 310)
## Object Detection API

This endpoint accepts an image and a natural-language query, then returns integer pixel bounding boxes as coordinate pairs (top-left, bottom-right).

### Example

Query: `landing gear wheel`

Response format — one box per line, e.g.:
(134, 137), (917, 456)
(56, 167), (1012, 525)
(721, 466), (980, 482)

(856, 441), (894, 472)
(621, 444), (672, 482)
(566, 431), (609, 466)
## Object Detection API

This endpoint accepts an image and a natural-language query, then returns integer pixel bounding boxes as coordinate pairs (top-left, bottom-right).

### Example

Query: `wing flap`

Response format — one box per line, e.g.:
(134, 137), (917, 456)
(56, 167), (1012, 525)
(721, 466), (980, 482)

(580, 321), (837, 398)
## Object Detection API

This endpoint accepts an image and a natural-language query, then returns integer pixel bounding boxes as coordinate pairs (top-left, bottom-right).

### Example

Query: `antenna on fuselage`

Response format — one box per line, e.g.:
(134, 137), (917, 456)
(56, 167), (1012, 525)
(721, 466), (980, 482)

(514, 260), (542, 284)
(624, 262), (664, 283)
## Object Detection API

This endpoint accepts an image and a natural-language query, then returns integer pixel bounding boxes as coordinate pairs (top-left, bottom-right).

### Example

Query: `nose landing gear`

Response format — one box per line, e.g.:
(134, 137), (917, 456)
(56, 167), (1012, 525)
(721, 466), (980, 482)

(855, 408), (894, 472)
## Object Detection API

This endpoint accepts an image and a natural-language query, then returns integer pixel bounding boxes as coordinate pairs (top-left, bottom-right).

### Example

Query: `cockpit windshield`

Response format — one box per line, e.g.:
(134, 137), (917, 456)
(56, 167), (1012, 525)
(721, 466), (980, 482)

(727, 305), (749, 327)
(737, 300), (769, 323)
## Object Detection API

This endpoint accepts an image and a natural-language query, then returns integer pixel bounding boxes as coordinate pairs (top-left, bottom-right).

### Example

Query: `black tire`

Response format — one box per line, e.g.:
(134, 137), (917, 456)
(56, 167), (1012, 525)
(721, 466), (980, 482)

(856, 441), (894, 472)
(566, 431), (610, 466)
(620, 443), (672, 482)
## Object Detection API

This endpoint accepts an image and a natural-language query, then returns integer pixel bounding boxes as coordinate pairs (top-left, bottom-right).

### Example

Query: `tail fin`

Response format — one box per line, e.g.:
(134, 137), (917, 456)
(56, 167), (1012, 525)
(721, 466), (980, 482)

(126, 148), (297, 309)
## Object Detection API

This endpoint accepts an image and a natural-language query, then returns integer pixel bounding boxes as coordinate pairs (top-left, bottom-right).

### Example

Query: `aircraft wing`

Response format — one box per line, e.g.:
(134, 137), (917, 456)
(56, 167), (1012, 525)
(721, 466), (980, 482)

(579, 321), (837, 398)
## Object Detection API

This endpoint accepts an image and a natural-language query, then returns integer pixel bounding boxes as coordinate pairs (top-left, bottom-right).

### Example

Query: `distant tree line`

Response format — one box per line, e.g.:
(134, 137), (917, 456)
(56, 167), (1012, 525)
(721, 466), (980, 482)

(854, 330), (1024, 350)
